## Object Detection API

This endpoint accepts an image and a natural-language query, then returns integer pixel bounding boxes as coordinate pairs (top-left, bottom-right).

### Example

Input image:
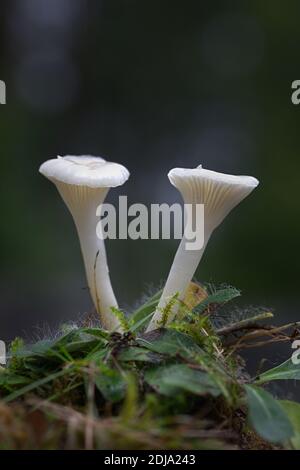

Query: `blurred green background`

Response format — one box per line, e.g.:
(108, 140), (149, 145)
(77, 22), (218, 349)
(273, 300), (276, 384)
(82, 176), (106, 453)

(0, 0), (299, 367)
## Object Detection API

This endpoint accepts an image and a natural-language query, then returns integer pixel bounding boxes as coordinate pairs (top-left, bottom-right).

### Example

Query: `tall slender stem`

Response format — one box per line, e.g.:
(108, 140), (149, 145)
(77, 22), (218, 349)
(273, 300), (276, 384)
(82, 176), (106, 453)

(146, 232), (210, 332)
(56, 182), (120, 331)
(76, 220), (120, 330)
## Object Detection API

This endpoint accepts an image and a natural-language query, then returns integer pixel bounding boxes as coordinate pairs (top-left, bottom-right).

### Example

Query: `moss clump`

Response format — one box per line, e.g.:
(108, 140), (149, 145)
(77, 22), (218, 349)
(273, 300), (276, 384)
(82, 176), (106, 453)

(0, 283), (299, 450)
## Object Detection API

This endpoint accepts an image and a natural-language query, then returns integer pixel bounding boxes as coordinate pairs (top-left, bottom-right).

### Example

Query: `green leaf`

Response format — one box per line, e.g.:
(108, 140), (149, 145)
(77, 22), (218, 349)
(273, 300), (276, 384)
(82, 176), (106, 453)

(130, 290), (162, 331)
(15, 329), (107, 362)
(138, 329), (203, 359)
(110, 307), (130, 332)
(11, 339), (53, 359)
(255, 358), (300, 384)
(245, 385), (294, 443)
(63, 339), (101, 355)
(3, 368), (73, 403)
(280, 400), (300, 449)
(0, 373), (30, 387)
(95, 367), (126, 403)
(158, 293), (179, 328)
(118, 346), (161, 363)
(145, 364), (221, 397)
(194, 287), (241, 315)
(80, 328), (110, 340)
(54, 329), (107, 349)
(129, 311), (154, 333)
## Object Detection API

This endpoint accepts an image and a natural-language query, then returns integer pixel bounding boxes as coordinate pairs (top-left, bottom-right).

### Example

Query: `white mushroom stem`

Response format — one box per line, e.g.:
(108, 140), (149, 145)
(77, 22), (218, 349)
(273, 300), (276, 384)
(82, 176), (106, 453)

(147, 166), (259, 332)
(152, 231), (210, 323)
(78, 225), (118, 328)
(55, 183), (120, 331)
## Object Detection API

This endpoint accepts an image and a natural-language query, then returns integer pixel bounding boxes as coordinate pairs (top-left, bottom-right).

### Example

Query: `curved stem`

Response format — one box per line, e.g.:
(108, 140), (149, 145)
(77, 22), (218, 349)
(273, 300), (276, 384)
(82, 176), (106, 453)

(146, 232), (211, 332)
(76, 222), (120, 330)
(55, 182), (120, 331)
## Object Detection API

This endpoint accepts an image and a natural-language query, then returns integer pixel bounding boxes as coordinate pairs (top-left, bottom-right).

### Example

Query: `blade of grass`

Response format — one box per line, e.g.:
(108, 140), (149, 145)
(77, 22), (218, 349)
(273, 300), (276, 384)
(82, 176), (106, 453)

(130, 311), (155, 333)
(4, 367), (74, 403)
(130, 290), (162, 325)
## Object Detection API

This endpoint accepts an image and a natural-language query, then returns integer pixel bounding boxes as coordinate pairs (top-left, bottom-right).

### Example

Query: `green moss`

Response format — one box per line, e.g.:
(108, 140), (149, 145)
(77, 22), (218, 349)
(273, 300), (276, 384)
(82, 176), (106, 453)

(0, 283), (299, 450)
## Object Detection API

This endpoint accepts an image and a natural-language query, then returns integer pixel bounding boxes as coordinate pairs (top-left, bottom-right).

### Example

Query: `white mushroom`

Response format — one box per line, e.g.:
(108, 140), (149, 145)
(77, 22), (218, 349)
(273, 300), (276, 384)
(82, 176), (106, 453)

(147, 165), (259, 332)
(39, 155), (129, 331)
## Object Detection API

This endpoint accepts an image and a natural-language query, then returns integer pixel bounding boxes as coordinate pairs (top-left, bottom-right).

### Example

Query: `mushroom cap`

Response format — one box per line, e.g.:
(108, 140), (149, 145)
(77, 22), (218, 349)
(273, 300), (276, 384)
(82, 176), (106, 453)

(39, 155), (129, 188)
(168, 165), (258, 189)
(168, 165), (259, 230)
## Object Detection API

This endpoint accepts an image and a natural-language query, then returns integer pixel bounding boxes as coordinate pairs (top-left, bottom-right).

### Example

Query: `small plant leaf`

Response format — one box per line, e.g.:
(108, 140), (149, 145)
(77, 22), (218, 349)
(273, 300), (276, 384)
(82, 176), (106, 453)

(182, 282), (208, 311)
(129, 290), (162, 331)
(158, 293), (179, 328)
(194, 286), (241, 315)
(255, 358), (300, 384)
(80, 328), (110, 340)
(280, 400), (300, 449)
(138, 329), (203, 358)
(110, 307), (130, 332)
(245, 384), (294, 443)
(0, 373), (30, 387)
(118, 346), (161, 363)
(3, 368), (73, 403)
(145, 364), (221, 397)
(95, 367), (126, 403)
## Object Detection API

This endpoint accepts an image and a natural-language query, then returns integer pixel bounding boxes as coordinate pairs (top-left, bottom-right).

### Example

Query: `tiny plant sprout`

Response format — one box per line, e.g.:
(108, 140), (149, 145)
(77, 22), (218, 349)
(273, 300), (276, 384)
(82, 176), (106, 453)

(147, 165), (259, 332)
(39, 155), (129, 331)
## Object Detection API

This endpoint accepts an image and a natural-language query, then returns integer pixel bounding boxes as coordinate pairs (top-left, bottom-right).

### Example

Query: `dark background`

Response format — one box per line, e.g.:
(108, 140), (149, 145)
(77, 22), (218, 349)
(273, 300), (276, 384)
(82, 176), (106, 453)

(0, 0), (299, 381)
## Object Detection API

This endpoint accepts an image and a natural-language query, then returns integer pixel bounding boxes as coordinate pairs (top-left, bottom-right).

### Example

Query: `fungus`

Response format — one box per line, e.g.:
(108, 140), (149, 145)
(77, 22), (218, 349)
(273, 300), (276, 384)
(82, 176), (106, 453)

(39, 155), (129, 331)
(147, 165), (259, 332)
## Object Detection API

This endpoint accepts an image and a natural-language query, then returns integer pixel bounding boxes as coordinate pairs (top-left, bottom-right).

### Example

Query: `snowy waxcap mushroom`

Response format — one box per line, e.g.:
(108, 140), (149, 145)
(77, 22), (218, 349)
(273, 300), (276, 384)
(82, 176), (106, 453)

(40, 155), (129, 188)
(39, 155), (129, 331)
(147, 165), (259, 332)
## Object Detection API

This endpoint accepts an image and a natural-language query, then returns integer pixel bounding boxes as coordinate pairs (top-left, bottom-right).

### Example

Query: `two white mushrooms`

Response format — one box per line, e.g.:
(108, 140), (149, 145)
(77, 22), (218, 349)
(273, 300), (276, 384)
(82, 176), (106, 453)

(39, 156), (259, 333)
